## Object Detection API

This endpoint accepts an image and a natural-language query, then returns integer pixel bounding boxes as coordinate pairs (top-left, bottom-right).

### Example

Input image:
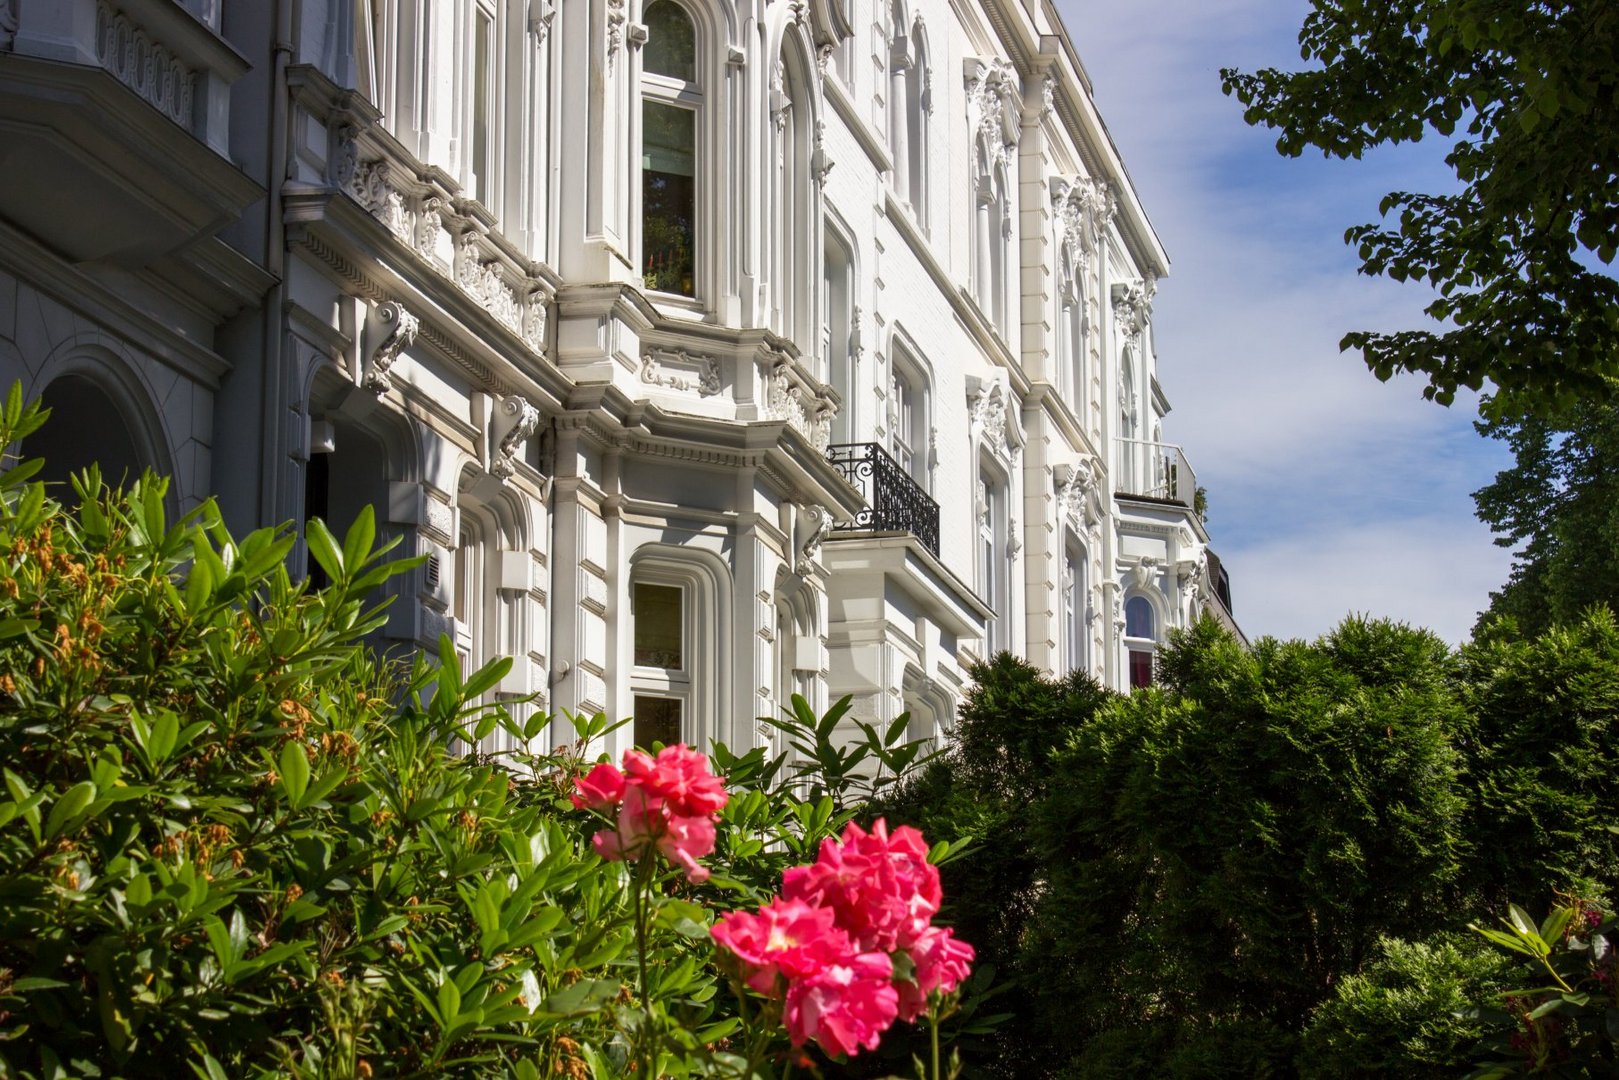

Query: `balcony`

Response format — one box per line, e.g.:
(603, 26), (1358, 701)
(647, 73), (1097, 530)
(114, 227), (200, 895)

(1116, 439), (1199, 511)
(825, 442), (940, 557)
(0, 0), (258, 266)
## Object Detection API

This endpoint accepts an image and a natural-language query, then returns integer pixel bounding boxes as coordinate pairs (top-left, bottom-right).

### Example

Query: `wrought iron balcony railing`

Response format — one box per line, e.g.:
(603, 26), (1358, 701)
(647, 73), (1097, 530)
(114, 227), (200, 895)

(825, 443), (941, 558)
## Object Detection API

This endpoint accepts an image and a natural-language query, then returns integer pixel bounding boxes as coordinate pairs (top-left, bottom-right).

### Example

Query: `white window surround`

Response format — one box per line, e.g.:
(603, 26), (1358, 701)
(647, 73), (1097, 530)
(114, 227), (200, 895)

(638, 0), (705, 301)
(1063, 536), (1088, 676)
(887, 333), (932, 490)
(1122, 590), (1161, 689)
(627, 546), (731, 752)
(977, 459), (1011, 655)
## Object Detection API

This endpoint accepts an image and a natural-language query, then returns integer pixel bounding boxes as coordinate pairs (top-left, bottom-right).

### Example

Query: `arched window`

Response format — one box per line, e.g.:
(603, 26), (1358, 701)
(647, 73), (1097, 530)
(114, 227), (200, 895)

(824, 228), (856, 443)
(1064, 540), (1088, 675)
(1125, 596), (1154, 638)
(641, 0), (700, 296)
(628, 547), (730, 750)
(886, 7), (929, 222)
(1124, 594), (1156, 689)
(1058, 240), (1086, 413)
(904, 20), (929, 221)
(972, 153), (1012, 332)
(770, 38), (816, 343)
(26, 375), (148, 499)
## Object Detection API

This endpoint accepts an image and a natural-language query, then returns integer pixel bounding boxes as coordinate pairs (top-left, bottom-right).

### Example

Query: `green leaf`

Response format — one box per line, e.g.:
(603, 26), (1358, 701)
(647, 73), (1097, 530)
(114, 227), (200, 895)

(44, 781), (96, 838)
(278, 741), (311, 807)
(304, 516), (345, 584)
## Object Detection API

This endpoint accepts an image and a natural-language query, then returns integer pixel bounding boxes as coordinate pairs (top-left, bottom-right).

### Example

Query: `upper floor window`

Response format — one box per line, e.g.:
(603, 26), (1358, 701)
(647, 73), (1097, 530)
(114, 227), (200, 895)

(887, 7), (929, 223)
(470, 0), (497, 207)
(641, 0), (699, 296)
(769, 37), (817, 344)
(1058, 241), (1087, 416)
(1125, 594), (1156, 689)
(1064, 542), (1088, 675)
(824, 229), (856, 443)
(888, 346), (929, 488)
(978, 465), (1009, 655)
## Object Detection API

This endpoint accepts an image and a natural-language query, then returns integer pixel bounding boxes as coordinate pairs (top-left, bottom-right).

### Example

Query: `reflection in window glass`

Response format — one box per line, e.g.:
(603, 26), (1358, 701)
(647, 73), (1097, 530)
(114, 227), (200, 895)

(643, 0), (695, 81)
(634, 695), (683, 748)
(642, 101), (696, 295)
(634, 583), (684, 668)
(1125, 596), (1154, 639)
(1129, 649), (1153, 689)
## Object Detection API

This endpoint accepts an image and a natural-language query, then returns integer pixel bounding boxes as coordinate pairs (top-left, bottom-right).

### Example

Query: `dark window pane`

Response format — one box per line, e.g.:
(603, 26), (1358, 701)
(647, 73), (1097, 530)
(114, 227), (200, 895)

(1125, 596), (1154, 639)
(1129, 649), (1153, 689)
(634, 695), (683, 748)
(634, 582), (683, 668)
(643, 0), (695, 81)
(643, 102), (696, 295)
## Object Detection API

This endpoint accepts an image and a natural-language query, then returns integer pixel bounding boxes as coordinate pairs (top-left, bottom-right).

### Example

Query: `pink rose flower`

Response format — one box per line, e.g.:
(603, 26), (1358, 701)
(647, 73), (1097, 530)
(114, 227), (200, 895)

(576, 747), (726, 884)
(624, 743), (729, 817)
(712, 897), (853, 994)
(784, 951), (900, 1059)
(895, 925), (976, 1021)
(782, 819), (942, 952)
(571, 762), (626, 811)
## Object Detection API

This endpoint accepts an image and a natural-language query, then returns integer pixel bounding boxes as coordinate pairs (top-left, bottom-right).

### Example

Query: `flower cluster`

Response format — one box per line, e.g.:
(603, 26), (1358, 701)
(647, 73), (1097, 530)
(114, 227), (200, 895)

(571, 744), (728, 883)
(711, 819), (974, 1059)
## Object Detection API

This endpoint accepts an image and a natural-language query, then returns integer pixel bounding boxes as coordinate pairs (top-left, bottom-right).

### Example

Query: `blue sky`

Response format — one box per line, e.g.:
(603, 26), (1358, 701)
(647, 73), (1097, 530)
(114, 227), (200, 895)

(1056, 0), (1516, 644)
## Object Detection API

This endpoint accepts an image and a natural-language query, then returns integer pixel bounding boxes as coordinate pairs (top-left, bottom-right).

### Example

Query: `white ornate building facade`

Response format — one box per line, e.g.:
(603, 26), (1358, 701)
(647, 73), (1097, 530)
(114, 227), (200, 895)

(0, 0), (1239, 754)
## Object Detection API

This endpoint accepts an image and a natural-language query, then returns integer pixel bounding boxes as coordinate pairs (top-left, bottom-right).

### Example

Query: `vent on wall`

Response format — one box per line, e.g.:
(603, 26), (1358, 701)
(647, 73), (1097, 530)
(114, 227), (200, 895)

(425, 554), (441, 590)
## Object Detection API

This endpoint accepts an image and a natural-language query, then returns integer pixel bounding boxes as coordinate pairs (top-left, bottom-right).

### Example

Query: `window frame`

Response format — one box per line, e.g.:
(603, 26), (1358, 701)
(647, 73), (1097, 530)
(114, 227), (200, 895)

(1122, 592), (1159, 690)
(638, 0), (704, 301)
(977, 460), (1010, 655)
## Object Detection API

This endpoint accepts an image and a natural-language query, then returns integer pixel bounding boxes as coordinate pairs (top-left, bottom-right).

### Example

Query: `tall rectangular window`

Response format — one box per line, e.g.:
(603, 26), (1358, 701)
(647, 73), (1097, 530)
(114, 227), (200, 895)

(641, 1), (700, 297)
(1064, 546), (1086, 674)
(642, 103), (697, 295)
(633, 582), (684, 668)
(978, 471), (1006, 654)
(471, 4), (494, 205)
(632, 580), (688, 746)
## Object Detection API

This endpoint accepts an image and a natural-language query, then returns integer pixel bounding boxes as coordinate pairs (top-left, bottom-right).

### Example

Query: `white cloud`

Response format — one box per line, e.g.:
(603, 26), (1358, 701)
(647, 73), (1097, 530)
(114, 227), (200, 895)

(1055, 0), (1516, 640)
(1220, 517), (1515, 646)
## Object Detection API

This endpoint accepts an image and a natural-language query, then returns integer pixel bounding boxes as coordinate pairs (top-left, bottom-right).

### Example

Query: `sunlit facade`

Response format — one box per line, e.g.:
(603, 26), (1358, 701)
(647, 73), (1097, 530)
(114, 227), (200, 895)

(0, 0), (1238, 754)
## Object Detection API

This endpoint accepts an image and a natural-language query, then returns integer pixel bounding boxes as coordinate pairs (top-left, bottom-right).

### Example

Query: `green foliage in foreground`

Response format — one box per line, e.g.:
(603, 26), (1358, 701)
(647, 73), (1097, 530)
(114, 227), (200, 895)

(0, 386), (970, 1078)
(891, 612), (1619, 1078)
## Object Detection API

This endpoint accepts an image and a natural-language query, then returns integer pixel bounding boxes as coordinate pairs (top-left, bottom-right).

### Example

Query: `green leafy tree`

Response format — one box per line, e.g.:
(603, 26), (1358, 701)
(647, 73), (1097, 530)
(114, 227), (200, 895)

(1457, 610), (1619, 912)
(1036, 616), (1472, 1076)
(1472, 400), (1619, 638)
(1222, 3), (1619, 409)
(876, 653), (1112, 1075)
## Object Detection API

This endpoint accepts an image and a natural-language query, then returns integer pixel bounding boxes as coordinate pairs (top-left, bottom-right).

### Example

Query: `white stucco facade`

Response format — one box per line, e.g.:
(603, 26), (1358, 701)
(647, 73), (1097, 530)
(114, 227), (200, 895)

(0, 0), (1240, 756)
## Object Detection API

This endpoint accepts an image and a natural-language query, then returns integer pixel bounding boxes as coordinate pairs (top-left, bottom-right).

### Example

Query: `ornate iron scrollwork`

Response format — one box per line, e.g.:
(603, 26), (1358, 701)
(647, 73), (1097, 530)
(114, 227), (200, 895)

(825, 442), (940, 558)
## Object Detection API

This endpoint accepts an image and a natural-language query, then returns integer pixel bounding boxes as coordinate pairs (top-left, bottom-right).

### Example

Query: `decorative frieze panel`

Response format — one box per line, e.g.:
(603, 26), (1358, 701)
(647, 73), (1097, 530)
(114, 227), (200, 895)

(456, 243), (523, 335)
(95, 0), (197, 131)
(640, 348), (721, 397)
(765, 359), (835, 450)
(332, 129), (555, 360)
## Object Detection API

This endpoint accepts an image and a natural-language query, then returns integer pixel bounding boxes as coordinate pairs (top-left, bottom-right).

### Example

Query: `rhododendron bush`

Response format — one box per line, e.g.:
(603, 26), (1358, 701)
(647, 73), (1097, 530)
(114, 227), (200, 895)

(0, 385), (981, 1078)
